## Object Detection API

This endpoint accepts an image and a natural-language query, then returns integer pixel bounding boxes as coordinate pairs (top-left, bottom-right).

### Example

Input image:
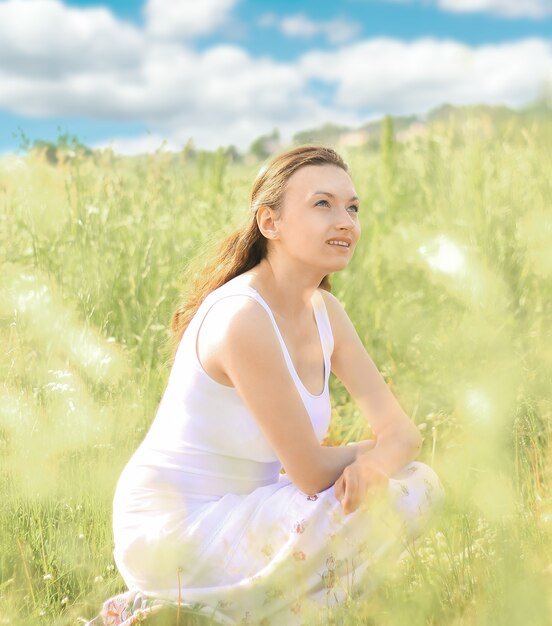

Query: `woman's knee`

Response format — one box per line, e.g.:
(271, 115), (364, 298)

(387, 461), (446, 538)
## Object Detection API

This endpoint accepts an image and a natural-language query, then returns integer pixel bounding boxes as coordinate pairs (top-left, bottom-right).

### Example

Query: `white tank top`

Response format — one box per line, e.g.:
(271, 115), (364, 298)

(112, 274), (335, 515)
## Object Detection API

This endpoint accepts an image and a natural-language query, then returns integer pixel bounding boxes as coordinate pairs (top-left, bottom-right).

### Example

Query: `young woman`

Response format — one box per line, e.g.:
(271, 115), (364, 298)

(87, 145), (445, 625)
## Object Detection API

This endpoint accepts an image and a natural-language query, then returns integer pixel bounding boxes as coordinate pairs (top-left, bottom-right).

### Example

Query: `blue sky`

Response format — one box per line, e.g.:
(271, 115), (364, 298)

(0, 0), (550, 155)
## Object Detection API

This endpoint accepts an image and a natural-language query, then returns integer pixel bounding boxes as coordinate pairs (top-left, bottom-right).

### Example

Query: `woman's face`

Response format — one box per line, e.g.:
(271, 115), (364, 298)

(272, 163), (361, 272)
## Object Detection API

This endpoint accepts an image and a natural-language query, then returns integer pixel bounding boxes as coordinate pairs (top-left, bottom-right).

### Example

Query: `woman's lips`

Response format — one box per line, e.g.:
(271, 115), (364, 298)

(327, 242), (350, 251)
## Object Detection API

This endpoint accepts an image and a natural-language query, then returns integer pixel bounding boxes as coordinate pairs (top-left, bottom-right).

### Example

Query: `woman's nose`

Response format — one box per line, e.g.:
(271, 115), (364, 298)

(336, 211), (356, 229)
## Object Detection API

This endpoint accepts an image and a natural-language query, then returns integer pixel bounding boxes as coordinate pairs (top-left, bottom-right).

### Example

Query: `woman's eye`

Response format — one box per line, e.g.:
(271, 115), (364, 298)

(315, 199), (359, 213)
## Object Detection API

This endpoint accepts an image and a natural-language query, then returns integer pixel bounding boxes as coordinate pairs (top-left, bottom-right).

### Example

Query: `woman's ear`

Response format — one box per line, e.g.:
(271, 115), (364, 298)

(257, 206), (278, 239)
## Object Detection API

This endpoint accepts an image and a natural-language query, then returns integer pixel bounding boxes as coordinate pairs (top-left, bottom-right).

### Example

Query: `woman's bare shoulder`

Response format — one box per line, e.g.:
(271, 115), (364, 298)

(199, 293), (270, 342)
(196, 293), (273, 386)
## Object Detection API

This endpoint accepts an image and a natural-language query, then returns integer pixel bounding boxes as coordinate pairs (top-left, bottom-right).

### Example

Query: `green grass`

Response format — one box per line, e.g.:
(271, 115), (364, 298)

(1, 111), (551, 625)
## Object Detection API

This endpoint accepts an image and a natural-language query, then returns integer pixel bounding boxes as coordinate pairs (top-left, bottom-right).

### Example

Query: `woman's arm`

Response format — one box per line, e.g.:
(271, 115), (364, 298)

(217, 298), (378, 496)
(311, 434), (418, 496)
(320, 290), (423, 447)
(355, 432), (421, 478)
(302, 438), (376, 494)
(204, 292), (421, 500)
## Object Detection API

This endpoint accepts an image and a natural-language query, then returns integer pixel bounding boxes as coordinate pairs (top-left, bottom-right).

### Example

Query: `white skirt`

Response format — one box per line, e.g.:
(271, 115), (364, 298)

(90, 460), (445, 626)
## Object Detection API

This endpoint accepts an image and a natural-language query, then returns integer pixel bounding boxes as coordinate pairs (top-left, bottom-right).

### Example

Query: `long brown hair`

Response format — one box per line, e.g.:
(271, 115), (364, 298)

(166, 144), (349, 364)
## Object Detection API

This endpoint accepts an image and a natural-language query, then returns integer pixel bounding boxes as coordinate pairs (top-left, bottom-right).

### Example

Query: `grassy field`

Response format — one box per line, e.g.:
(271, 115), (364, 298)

(1, 110), (551, 625)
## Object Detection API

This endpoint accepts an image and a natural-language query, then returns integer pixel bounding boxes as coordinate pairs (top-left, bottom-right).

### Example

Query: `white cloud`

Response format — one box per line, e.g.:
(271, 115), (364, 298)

(143, 0), (240, 39)
(437, 0), (552, 19)
(260, 12), (362, 45)
(0, 0), (311, 136)
(280, 14), (320, 38)
(0, 0), (143, 77)
(299, 37), (552, 115)
(371, 0), (552, 19)
(0, 42), (309, 124)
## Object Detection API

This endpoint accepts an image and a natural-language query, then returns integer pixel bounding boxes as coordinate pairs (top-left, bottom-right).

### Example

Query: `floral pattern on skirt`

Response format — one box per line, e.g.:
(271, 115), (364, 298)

(86, 460), (445, 626)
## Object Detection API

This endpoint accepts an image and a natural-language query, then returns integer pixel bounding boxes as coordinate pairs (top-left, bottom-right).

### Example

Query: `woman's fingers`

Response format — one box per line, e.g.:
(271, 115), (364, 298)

(335, 472), (353, 513)
(335, 459), (390, 515)
(342, 467), (358, 514)
(334, 474), (345, 503)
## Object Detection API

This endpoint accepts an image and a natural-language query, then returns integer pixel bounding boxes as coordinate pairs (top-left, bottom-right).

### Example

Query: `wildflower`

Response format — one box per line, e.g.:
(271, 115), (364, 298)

(43, 382), (74, 393)
(47, 369), (73, 379)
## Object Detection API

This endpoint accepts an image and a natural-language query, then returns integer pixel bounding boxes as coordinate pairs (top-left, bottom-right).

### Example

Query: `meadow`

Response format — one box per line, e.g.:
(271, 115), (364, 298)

(1, 109), (551, 625)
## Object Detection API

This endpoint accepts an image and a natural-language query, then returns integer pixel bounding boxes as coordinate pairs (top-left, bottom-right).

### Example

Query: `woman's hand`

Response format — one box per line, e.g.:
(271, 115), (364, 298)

(334, 454), (389, 515)
(351, 438), (378, 457)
